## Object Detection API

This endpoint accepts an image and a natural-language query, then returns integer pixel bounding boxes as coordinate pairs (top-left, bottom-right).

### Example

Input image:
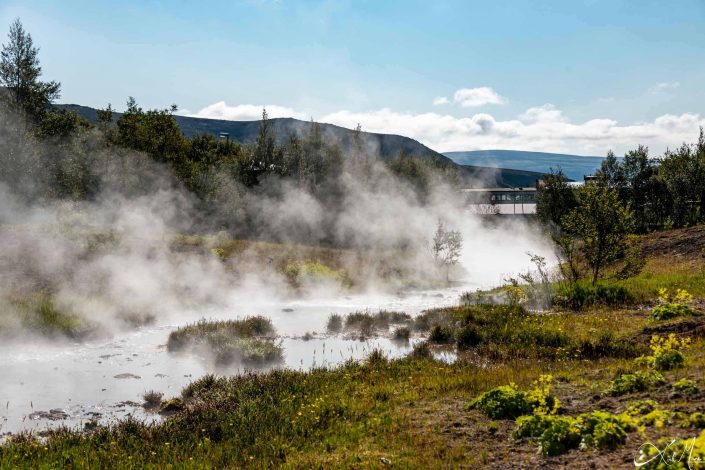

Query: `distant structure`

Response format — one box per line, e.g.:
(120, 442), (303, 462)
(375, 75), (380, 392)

(219, 132), (231, 143)
(461, 187), (537, 215)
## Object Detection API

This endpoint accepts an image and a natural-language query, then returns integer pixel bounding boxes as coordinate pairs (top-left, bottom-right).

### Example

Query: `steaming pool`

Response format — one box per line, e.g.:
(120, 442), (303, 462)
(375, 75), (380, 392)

(0, 285), (467, 437)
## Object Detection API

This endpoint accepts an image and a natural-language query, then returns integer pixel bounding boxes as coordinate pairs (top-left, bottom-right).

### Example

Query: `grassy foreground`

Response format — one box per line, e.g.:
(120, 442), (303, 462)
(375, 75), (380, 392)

(3, 225), (705, 468)
(3, 303), (705, 469)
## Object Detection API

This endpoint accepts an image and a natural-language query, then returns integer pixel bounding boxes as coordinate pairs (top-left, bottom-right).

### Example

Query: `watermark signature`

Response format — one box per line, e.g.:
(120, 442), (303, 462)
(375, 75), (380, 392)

(635, 438), (703, 468)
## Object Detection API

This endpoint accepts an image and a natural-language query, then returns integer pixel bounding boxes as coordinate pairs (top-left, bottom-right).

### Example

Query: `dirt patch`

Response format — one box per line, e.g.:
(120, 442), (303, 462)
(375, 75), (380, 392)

(404, 378), (705, 469)
(633, 316), (705, 343)
(640, 225), (705, 260)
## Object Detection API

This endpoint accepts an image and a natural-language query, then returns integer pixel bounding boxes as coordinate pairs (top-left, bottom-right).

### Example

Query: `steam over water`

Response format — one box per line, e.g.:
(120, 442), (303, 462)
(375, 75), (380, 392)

(1, 285), (468, 436)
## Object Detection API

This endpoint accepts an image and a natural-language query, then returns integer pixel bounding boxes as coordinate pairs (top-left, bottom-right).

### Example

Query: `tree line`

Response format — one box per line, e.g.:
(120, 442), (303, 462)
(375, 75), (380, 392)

(536, 131), (705, 284)
(0, 19), (458, 243)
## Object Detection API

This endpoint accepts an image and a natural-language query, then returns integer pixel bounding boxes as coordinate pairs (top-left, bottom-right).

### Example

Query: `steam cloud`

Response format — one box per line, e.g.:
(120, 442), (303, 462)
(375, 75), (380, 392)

(0, 105), (553, 341)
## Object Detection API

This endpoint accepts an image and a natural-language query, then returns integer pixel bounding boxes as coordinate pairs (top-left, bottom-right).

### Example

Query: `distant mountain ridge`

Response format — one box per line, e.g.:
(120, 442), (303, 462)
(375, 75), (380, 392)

(59, 104), (551, 188)
(60, 104), (448, 162)
(444, 149), (605, 181)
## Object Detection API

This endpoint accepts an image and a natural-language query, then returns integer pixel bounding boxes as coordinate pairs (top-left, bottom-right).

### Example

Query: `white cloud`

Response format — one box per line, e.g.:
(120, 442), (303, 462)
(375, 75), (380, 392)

(519, 104), (567, 123)
(187, 101), (308, 121)
(187, 100), (705, 155)
(650, 82), (680, 94)
(432, 96), (449, 106)
(319, 106), (705, 155)
(452, 87), (506, 107)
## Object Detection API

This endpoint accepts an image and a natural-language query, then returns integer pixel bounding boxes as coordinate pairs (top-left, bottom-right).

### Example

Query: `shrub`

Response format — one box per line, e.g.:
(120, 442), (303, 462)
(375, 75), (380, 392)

(344, 310), (412, 337)
(142, 390), (164, 408)
(455, 325), (481, 349)
(9, 293), (92, 339)
(650, 303), (700, 320)
(686, 412), (705, 429)
(392, 327), (410, 340)
(635, 431), (705, 469)
(606, 370), (665, 396)
(513, 410), (636, 456)
(470, 384), (534, 419)
(409, 341), (432, 359)
(538, 417), (582, 456)
(553, 283), (633, 310)
(582, 419), (627, 450)
(577, 331), (641, 359)
(326, 314), (343, 333)
(513, 414), (556, 439)
(637, 334), (691, 371)
(654, 349), (685, 370)
(470, 376), (557, 420)
(673, 378), (698, 395)
(428, 325), (454, 343)
(366, 349), (387, 366)
(626, 399), (660, 416)
(638, 408), (674, 427)
(651, 289), (699, 320)
(166, 317), (283, 366)
(159, 398), (184, 414)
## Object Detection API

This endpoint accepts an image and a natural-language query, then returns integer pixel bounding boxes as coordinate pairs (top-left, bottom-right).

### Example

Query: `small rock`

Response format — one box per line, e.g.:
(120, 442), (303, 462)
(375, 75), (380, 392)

(113, 373), (141, 379)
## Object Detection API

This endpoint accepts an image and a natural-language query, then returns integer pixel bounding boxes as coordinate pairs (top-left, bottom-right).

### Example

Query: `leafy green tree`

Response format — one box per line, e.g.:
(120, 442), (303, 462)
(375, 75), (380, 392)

(659, 138), (705, 227)
(536, 168), (577, 228)
(0, 18), (60, 121)
(114, 97), (187, 164)
(252, 108), (284, 177)
(562, 184), (634, 285)
(596, 150), (626, 191)
(620, 145), (655, 232)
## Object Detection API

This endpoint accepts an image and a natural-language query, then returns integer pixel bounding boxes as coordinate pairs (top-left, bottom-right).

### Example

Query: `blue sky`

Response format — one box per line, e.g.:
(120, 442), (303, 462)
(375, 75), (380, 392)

(1, 0), (704, 155)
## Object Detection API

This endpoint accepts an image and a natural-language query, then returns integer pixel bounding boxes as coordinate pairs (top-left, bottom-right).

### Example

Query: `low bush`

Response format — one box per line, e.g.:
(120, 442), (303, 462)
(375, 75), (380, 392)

(606, 370), (665, 396)
(651, 288), (700, 320)
(637, 333), (691, 371)
(685, 412), (705, 429)
(455, 325), (481, 349)
(428, 324), (454, 343)
(514, 410), (636, 456)
(470, 384), (537, 419)
(650, 303), (700, 320)
(326, 314), (343, 333)
(392, 327), (410, 340)
(673, 378), (699, 395)
(409, 341), (432, 359)
(635, 431), (705, 469)
(625, 399), (660, 416)
(470, 376), (557, 420)
(344, 310), (411, 337)
(142, 390), (164, 408)
(167, 317), (283, 366)
(553, 282), (634, 310)
(538, 416), (582, 456)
